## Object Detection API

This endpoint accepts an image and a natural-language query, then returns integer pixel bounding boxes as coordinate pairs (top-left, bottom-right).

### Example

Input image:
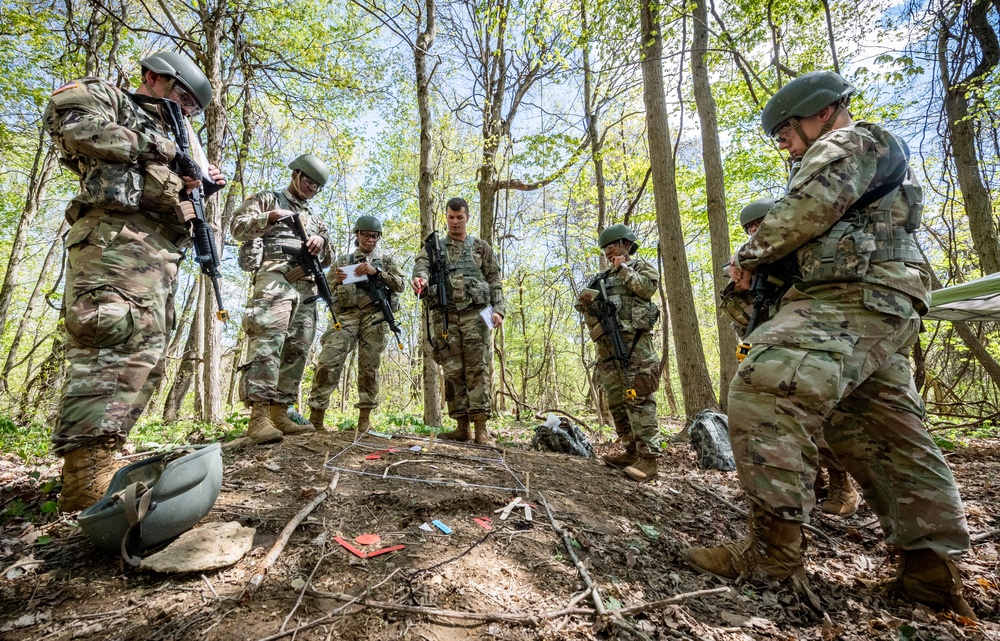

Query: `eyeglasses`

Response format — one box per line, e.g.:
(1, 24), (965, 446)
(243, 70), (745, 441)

(168, 81), (202, 117)
(358, 231), (380, 241)
(770, 119), (797, 143)
(299, 174), (321, 190)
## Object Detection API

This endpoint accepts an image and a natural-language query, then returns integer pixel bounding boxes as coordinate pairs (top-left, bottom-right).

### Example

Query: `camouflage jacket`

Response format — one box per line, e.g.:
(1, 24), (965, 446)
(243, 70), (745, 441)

(732, 121), (932, 312)
(575, 258), (660, 342)
(329, 247), (406, 311)
(229, 189), (331, 275)
(413, 234), (506, 317)
(43, 77), (187, 227)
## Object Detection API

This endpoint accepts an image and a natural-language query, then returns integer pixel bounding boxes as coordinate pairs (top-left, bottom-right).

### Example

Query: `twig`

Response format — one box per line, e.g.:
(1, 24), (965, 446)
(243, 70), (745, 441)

(616, 586), (731, 616)
(241, 473), (340, 603)
(972, 528), (1000, 544)
(281, 551), (333, 632)
(533, 408), (594, 434)
(62, 604), (142, 621)
(256, 569), (400, 641)
(201, 574), (219, 599)
(687, 479), (836, 546)
(308, 591), (593, 623)
(539, 493), (652, 641)
(381, 458), (482, 479)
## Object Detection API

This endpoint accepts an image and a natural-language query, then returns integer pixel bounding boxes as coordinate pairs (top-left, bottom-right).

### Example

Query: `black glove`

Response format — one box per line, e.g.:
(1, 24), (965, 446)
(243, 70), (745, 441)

(173, 151), (203, 181)
(202, 175), (224, 198)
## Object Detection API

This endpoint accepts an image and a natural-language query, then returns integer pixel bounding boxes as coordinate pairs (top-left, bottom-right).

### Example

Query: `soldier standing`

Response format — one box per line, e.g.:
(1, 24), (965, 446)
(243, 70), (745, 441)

(575, 225), (662, 482)
(307, 216), (406, 431)
(683, 72), (975, 618)
(44, 51), (227, 511)
(411, 198), (505, 444)
(723, 198), (862, 517)
(230, 154), (332, 443)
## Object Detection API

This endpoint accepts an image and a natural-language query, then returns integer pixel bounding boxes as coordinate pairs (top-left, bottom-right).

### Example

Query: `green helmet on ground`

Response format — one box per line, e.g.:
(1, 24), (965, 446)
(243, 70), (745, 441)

(598, 223), (639, 250)
(288, 153), (330, 187)
(353, 215), (383, 233)
(140, 51), (212, 113)
(740, 197), (777, 230)
(78, 444), (222, 562)
(760, 71), (855, 136)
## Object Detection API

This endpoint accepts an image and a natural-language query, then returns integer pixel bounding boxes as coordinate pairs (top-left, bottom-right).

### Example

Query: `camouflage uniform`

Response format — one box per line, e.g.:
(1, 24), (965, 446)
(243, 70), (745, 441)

(413, 235), (505, 419)
(230, 191), (331, 405)
(308, 248), (406, 410)
(44, 78), (191, 455)
(730, 122), (969, 557)
(576, 260), (662, 457)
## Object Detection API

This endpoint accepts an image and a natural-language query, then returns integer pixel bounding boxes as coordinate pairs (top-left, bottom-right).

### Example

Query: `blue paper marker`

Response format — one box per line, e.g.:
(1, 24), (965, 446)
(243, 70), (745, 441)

(431, 520), (452, 534)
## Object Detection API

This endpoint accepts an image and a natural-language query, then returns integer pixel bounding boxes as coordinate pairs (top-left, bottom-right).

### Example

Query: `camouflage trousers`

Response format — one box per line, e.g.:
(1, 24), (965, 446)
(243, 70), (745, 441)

(307, 305), (388, 410)
(239, 270), (318, 405)
(428, 307), (492, 419)
(595, 332), (662, 457)
(52, 211), (183, 456)
(730, 286), (969, 556)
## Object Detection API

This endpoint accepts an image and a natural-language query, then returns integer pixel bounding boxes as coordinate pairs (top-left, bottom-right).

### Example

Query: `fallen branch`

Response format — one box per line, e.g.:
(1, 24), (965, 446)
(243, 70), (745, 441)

(241, 473), (340, 603)
(972, 528), (1000, 544)
(616, 586), (730, 616)
(533, 408), (593, 434)
(539, 493), (652, 641)
(281, 551), (333, 632)
(687, 479), (836, 546)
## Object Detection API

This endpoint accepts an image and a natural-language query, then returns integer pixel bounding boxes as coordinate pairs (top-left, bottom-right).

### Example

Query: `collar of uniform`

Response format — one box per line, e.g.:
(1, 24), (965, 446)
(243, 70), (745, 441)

(282, 188), (309, 208)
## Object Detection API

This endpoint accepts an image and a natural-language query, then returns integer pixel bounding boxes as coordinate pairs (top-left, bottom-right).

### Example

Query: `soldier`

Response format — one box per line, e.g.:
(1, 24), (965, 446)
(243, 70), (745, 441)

(44, 51), (227, 511)
(230, 154), (332, 443)
(682, 71), (975, 618)
(307, 216), (406, 431)
(724, 198), (862, 517)
(575, 225), (662, 482)
(411, 197), (505, 444)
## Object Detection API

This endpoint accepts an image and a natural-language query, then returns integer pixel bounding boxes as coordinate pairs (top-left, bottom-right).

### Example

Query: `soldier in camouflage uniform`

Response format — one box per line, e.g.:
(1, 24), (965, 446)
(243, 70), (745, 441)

(411, 197), (505, 444)
(44, 52), (226, 511)
(230, 154), (332, 444)
(723, 198), (862, 517)
(683, 71), (975, 619)
(575, 224), (662, 482)
(307, 215), (406, 432)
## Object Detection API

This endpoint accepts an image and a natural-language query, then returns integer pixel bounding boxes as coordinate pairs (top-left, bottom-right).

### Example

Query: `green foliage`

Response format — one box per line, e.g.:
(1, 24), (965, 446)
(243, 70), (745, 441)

(0, 416), (50, 461)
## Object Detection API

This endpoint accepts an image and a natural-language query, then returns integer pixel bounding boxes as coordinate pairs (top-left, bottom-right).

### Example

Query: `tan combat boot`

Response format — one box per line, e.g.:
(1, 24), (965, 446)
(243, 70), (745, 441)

(472, 413), (493, 445)
(682, 505), (805, 582)
(624, 455), (658, 482)
(308, 407), (326, 430)
(898, 549), (978, 621)
(357, 407), (372, 434)
(58, 438), (117, 512)
(602, 443), (639, 469)
(439, 416), (471, 441)
(821, 470), (861, 516)
(247, 401), (283, 444)
(270, 404), (315, 435)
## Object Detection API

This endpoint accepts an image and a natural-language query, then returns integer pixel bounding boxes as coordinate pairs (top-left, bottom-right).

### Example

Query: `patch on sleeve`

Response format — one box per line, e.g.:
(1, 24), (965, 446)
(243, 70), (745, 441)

(51, 81), (79, 96)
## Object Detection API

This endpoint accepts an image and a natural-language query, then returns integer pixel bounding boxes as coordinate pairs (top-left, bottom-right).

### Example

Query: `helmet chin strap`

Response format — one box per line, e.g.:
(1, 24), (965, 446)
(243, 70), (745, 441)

(792, 102), (845, 150)
(289, 171), (308, 200)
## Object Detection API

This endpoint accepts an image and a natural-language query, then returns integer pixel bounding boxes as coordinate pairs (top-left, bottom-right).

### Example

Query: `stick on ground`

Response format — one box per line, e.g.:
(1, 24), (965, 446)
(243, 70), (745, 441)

(241, 473), (340, 603)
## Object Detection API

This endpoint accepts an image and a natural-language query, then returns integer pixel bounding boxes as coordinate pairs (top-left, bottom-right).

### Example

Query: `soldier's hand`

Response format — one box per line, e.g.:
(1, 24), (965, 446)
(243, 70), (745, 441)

(578, 291), (594, 304)
(729, 259), (752, 292)
(268, 208), (296, 224)
(335, 267), (347, 283)
(610, 255), (628, 269)
(202, 164), (227, 197)
(306, 235), (324, 255)
(411, 277), (427, 294)
(491, 312), (504, 328)
(355, 262), (377, 277)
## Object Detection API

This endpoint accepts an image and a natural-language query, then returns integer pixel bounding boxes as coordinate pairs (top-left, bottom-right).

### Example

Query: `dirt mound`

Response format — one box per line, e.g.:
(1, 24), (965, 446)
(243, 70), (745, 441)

(1, 428), (997, 640)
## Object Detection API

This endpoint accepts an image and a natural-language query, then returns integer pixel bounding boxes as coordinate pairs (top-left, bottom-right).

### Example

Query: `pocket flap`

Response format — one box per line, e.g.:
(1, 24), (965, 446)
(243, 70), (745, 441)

(64, 371), (118, 397)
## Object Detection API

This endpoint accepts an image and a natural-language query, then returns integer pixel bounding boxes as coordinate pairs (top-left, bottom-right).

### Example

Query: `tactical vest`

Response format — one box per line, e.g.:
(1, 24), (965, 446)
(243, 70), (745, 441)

(444, 237), (491, 311)
(587, 261), (660, 339)
(796, 128), (924, 285)
(259, 191), (316, 267)
(335, 250), (398, 311)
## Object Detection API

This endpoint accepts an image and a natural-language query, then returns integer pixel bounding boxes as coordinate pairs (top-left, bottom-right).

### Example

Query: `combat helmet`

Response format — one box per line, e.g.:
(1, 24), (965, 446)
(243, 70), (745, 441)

(78, 443), (223, 565)
(761, 71), (855, 136)
(740, 197), (776, 231)
(140, 51), (212, 114)
(288, 153), (330, 187)
(599, 223), (639, 250)
(353, 215), (383, 233)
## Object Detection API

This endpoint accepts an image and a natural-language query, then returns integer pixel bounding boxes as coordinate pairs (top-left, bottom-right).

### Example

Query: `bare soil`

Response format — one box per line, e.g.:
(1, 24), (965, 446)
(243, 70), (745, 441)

(1, 424), (998, 640)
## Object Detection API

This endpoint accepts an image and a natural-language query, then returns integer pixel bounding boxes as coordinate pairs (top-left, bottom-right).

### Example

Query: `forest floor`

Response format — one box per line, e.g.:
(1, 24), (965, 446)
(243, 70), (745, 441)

(0, 419), (998, 641)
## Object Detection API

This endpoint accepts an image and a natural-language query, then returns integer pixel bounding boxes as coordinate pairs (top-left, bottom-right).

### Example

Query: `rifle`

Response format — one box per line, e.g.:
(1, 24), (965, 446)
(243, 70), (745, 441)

(163, 101), (228, 322)
(589, 272), (636, 400)
(355, 256), (404, 349)
(281, 213), (342, 331)
(735, 254), (798, 361)
(417, 230), (449, 348)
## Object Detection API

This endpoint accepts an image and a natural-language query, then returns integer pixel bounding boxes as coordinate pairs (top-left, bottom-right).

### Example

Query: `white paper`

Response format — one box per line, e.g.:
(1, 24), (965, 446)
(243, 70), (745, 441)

(480, 305), (495, 329)
(338, 265), (370, 285)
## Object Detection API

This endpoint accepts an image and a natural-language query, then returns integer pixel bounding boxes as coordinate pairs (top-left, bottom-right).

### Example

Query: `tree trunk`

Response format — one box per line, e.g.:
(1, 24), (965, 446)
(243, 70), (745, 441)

(163, 314), (198, 422)
(639, 0), (718, 421)
(416, 0), (443, 427)
(580, 0), (607, 232)
(690, 0), (736, 410)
